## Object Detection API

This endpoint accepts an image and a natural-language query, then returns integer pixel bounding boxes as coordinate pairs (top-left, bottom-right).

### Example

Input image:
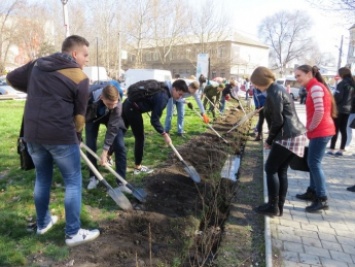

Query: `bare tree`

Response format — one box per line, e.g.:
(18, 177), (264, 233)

(0, 0), (25, 73)
(123, 0), (156, 68)
(258, 10), (314, 75)
(150, 0), (190, 66)
(188, 0), (232, 74)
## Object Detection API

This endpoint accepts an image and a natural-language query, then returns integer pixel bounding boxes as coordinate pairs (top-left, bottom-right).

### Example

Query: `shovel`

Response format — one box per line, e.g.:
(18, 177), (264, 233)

(80, 143), (147, 203)
(204, 96), (222, 115)
(187, 103), (229, 144)
(79, 149), (133, 210)
(226, 107), (264, 134)
(169, 142), (201, 183)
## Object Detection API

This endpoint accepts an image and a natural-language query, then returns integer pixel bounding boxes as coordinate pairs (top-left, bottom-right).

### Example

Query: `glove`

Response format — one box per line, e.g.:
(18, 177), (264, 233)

(225, 95), (230, 101)
(202, 113), (210, 124)
(186, 102), (193, 110)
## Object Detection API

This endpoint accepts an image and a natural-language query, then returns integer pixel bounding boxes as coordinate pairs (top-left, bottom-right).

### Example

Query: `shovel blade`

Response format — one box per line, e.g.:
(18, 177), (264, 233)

(132, 188), (147, 203)
(108, 188), (133, 210)
(183, 165), (201, 183)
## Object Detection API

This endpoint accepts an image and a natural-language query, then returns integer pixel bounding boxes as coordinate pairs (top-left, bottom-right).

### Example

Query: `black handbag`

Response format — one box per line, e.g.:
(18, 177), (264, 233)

(17, 118), (35, 170)
(350, 118), (355, 129)
(289, 147), (309, 172)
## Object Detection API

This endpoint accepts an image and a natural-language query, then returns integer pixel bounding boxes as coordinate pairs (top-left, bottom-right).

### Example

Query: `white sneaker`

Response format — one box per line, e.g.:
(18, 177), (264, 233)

(87, 176), (99, 190)
(65, 228), (100, 247)
(134, 165), (153, 175)
(37, 215), (58, 235)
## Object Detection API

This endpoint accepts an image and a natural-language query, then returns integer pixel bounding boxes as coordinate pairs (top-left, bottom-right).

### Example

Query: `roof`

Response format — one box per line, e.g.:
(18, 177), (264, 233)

(349, 24), (355, 30)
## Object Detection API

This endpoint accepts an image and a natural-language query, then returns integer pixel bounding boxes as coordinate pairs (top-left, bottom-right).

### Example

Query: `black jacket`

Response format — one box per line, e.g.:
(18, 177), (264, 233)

(264, 83), (306, 145)
(7, 53), (89, 144)
(334, 78), (354, 114)
(86, 87), (125, 150)
(123, 86), (171, 134)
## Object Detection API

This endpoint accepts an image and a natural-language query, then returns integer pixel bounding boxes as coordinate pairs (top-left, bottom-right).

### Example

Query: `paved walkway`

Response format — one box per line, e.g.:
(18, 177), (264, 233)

(263, 103), (355, 267)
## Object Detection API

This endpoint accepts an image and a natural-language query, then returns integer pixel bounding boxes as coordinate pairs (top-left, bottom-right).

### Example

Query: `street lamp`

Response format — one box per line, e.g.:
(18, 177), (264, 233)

(60, 0), (70, 38)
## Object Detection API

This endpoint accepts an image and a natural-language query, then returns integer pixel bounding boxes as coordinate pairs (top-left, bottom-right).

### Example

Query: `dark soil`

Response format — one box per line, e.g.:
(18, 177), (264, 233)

(50, 106), (262, 267)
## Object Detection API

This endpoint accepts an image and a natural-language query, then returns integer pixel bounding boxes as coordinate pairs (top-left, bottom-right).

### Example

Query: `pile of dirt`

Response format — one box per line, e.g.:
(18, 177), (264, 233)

(53, 107), (252, 267)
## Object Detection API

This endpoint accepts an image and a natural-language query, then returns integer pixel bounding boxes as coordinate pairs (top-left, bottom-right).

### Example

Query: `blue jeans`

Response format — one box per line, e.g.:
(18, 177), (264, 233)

(307, 136), (332, 197)
(27, 143), (82, 236)
(164, 98), (185, 134)
(346, 113), (355, 147)
(85, 121), (126, 179)
(219, 97), (226, 113)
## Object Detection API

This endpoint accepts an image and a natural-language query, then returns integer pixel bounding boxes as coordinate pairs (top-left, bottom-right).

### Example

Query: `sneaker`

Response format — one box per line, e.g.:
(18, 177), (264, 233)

(326, 151), (335, 156)
(87, 176), (99, 190)
(335, 151), (343, 156)
(65, 228), (100, 247)
(134, 165), (153, 175)
(37, 215), (58, 235)
(347, 185), (355, 192)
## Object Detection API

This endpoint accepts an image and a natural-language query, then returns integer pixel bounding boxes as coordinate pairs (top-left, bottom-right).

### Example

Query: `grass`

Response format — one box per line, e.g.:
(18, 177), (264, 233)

(0, 99), (208, 266)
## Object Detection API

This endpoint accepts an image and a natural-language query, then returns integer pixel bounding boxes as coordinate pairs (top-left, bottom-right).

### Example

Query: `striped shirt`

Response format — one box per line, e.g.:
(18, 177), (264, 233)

(275, 134), (308, 157)
(308, 85), (324, 131)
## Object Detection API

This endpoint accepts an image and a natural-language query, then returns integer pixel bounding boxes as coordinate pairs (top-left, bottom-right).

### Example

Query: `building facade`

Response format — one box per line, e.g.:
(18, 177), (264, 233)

(124, 32), (269, 80)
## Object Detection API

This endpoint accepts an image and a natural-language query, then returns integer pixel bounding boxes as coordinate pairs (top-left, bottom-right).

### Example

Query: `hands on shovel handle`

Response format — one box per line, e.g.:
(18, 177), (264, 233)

(162, 132), (171, 144)
(186, 102), (210, 124)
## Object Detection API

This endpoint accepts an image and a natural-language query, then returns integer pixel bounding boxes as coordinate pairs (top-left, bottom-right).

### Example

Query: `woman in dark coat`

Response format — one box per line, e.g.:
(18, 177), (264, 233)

(250, 67), (307, 217)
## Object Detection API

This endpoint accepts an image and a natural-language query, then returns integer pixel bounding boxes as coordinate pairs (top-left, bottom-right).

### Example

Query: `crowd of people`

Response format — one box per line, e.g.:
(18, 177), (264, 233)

(6, 34), (355, 247)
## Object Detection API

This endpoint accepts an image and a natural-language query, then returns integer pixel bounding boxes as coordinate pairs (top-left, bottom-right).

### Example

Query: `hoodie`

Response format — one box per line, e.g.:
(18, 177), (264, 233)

(7, 53), (90, 144)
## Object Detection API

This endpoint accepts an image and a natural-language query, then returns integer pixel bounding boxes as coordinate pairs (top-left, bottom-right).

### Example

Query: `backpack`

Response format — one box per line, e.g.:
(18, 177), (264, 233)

(127, 79), (166, 102)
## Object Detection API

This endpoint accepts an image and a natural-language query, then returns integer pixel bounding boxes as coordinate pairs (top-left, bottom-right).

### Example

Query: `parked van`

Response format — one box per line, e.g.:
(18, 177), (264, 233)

(276, 76), (301, 100)
(123, 69), (172, 89)
(83, 66), (109, 84)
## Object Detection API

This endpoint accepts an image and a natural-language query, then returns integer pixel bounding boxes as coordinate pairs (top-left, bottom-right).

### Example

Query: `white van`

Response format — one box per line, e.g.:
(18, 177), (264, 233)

(124, 69), (172, 89)
(276, 76), (301, 100)
(83, 66), (109, 84)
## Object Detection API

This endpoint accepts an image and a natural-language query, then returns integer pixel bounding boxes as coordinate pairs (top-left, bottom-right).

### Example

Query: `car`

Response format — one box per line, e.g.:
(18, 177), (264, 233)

(0, 85), (27, 99)
(276, 76), (300, 101)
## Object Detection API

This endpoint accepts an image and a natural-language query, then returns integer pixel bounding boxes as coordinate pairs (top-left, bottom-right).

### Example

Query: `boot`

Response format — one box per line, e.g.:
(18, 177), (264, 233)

(254, 196), (279, 217)
(254, 133), (261, 141)
(296, 187), (316, 201)
(278, 196), (286, 217)
(305, 196), (329, 213)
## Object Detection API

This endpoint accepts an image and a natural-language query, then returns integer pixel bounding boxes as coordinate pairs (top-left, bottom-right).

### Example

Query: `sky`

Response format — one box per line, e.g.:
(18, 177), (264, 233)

(220, 0), (351, 66)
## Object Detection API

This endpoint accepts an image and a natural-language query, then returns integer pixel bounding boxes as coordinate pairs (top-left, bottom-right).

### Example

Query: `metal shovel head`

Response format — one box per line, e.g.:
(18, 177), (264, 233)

(183, 164), (201, 183)
(131, 187), (147, 203)
(108, 187), (133, 210)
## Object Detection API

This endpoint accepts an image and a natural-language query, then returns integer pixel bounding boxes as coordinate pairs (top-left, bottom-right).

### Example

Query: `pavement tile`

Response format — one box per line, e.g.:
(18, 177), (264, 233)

(337, 236), (355, 246)
(301, 236), (323, 248)
(317, 232), (337, 243)
(329, 250), (353, 264)
(281, 251), (299, 262)
(299, 253), (322, 265)
(317, 226), (336, 235)
(272, 239), (283, 250)
(303, 244), (331, 259)
(321, 240), (343, 252)
(320, 257), (350, 267)
(300, 222), (319, 232)
(294, 228), (318, 239)
(283, 260), (311, 267)
(284, 241), (304, 253)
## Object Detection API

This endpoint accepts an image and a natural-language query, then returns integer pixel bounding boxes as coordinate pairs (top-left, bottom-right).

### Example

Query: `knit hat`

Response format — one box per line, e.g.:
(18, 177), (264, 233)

(250, 66), (275, 87)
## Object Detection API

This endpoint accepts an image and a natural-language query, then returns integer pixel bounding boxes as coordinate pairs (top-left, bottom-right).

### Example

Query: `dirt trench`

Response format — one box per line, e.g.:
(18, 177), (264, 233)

(54, 108), (250, 267)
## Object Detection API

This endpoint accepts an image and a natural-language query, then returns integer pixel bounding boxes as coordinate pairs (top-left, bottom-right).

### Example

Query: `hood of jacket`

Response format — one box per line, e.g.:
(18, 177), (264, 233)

(35, 52), (80, 72)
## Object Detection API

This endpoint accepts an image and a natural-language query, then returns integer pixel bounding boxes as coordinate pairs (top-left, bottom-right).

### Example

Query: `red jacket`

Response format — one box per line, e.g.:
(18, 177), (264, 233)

(305, 78), (335, 139)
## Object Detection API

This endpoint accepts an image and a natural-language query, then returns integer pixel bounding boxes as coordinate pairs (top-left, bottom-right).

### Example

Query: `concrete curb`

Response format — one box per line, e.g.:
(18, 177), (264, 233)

(263, 147), (273, 267)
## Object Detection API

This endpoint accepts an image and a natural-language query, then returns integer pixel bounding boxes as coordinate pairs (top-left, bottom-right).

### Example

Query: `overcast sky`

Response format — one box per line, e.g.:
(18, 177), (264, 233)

(217, 0), (350, 63)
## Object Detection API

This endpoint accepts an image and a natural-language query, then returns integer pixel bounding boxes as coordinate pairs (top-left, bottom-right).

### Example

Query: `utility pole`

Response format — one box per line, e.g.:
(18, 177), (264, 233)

(117, 20), (122, 79)
(337, 35), (344, 69)
(60, 0), (70, 38)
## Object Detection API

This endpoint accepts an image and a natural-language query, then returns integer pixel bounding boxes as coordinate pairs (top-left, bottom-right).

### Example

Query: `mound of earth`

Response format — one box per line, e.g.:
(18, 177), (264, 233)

(54, 107), (251, 267)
